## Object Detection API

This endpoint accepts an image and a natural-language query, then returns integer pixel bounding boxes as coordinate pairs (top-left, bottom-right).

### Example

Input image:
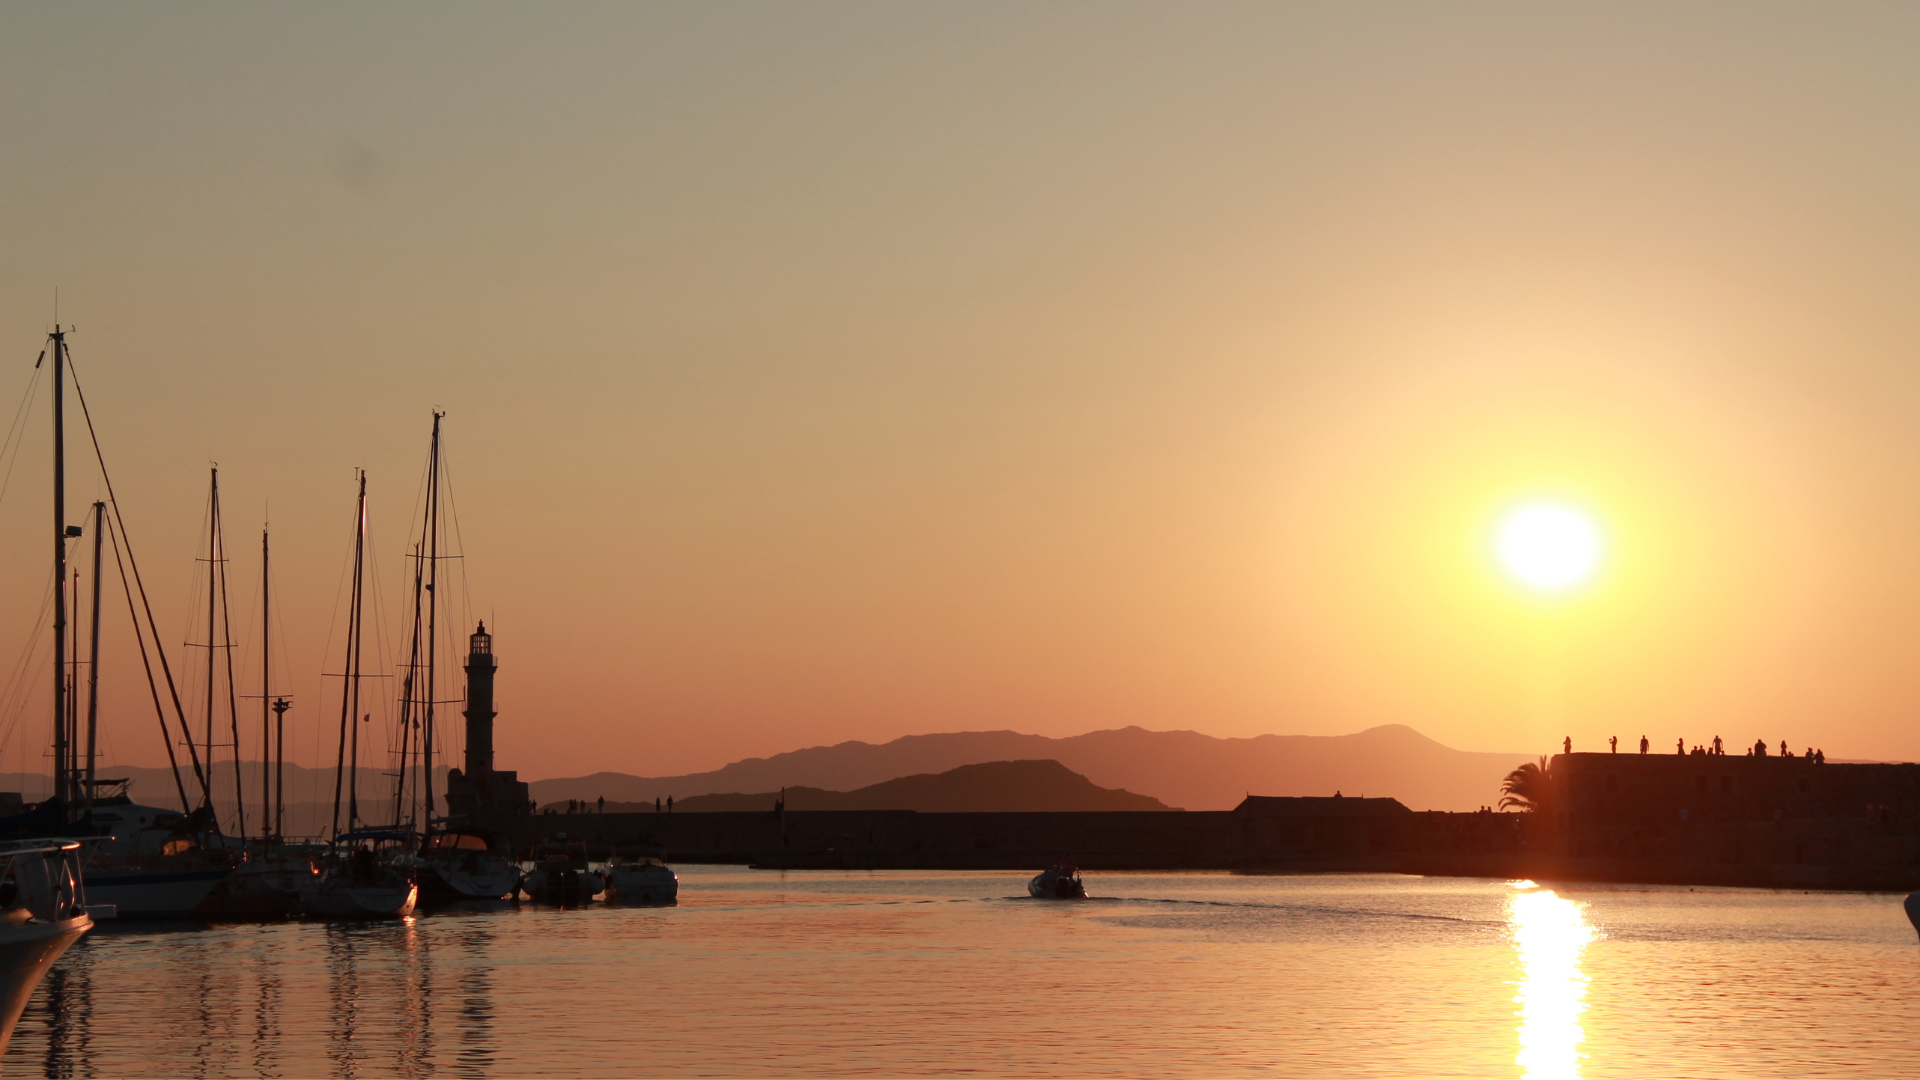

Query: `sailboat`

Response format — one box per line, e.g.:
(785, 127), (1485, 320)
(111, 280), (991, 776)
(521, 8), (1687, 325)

(295, 472), (417, 919)
(208, 520), (314, 917)
(80, 472), (238, 918)
(0, 326), (95, 1051)
(12, 326), (248, 918)
(391, 414), (518, 903)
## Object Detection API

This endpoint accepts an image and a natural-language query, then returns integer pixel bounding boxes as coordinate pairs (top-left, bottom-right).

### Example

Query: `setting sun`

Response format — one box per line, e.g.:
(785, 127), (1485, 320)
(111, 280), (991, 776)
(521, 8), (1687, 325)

(1497, 503), (1604, 592)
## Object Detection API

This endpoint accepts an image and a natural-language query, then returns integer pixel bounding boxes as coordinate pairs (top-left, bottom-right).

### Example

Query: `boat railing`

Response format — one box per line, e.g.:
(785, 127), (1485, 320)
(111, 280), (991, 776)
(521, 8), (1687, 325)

(0, 840), (89, 923)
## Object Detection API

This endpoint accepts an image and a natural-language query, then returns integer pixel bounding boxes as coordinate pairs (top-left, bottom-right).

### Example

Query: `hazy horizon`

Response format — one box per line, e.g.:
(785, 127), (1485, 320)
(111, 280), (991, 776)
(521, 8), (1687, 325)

(7, 4), (1920, 783)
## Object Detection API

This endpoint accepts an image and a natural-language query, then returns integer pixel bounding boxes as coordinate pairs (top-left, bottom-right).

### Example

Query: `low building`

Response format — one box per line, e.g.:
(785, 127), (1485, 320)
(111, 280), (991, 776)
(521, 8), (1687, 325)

(1547, 751), (1920, 889)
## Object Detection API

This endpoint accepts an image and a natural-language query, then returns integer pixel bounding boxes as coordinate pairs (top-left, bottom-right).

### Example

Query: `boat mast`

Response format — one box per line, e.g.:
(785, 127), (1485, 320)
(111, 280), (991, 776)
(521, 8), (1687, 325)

(85, 501), (104, 824)
(200, 467), (247, 837)
(260, 525), (271, 841)
(392, 540), (423, 830)
(205, 468), (216, 804)
(49, 327), (71, 812)
(273, 696), (290, 839)
(422, 410), (442, 826)
(331, 471), (368, 839)
(69, 568), (79, 808)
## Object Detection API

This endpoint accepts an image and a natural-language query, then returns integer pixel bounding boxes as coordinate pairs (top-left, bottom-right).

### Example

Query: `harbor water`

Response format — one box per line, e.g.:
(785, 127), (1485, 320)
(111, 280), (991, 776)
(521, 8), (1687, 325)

(6, 869), (1917, 1078)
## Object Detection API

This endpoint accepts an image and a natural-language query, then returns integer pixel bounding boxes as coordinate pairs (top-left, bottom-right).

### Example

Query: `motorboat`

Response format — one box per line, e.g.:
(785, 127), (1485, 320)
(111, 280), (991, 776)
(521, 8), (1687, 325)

(296, 832), (418, 919)
(0, 840), (95, 1053)
(520, 842), (604, 903)
(416, 831), (520, 902)
(1028, 860), (1086, 899)
(602, 850), (678, 905)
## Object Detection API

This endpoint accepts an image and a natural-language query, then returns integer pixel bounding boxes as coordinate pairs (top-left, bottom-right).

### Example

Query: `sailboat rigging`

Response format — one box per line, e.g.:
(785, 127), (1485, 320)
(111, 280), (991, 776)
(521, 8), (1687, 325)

(189, 467), (247, 835)
(331, 471), (370, 839)
(298, 469), (417, 918)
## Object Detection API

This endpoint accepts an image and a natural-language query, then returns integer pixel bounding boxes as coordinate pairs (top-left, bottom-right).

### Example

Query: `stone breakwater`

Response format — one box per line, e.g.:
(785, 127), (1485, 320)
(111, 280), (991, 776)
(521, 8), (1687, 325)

(502, 757), (1920, 891)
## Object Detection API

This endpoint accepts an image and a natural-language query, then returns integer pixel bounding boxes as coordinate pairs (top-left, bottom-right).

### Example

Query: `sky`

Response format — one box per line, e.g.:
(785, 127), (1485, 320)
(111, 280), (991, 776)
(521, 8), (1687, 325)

(2, 2), (1920, 784)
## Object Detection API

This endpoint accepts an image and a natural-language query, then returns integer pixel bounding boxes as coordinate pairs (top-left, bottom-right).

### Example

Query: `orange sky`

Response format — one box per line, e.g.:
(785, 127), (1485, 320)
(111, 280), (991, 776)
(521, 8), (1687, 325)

(3, 4), (1920, 783)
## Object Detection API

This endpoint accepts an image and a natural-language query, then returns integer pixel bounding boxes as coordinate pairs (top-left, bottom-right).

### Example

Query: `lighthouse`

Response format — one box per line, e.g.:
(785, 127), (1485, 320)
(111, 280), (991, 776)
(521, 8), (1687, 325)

(464, 621), (497, 776)
(444, 620), (529, 827)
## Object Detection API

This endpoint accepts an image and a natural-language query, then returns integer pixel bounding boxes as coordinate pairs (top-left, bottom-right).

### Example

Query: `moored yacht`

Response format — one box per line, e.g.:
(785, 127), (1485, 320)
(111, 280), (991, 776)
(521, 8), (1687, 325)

(79, 783), (231, 919)
(520, 841), (604, 903)
(602, 849), (678, 905)
(297, 832), (418, 919)
(416, 830), (520, 902)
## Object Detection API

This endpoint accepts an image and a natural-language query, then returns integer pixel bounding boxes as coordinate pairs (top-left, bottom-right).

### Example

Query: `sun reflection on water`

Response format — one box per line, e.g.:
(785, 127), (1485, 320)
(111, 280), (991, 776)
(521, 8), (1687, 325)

(1508, 884), (1597, 1080)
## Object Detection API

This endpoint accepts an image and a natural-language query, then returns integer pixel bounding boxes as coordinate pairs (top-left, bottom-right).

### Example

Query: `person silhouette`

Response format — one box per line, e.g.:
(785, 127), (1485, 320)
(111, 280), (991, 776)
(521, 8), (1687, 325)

(1639, 735), (1649, 755)
(1677, 737), (1685, 755)
(1712, 736), (1723, 755)
(1610, 736), (1618, 753)
(1780, 740), (1789, 757)
(1563, 736), (1572, 755)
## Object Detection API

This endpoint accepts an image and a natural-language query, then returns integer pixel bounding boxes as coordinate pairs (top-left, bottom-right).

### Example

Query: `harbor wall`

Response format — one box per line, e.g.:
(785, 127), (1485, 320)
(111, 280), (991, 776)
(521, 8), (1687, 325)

(501, 757), (1920, 891)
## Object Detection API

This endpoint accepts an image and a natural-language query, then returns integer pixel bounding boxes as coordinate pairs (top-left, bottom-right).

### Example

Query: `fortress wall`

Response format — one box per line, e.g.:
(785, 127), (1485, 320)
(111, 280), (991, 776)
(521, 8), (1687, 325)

(496, 759), (1920, 890)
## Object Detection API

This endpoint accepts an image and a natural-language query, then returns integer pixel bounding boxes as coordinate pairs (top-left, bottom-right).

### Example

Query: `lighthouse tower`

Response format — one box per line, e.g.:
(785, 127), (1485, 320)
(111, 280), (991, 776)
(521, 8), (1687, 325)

(443, 621), (530, 827)
(464, 622), (497, 776)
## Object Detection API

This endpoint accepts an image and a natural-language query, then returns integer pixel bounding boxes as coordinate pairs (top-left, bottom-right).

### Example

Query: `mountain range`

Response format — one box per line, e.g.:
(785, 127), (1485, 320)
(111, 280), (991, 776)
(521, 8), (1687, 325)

(533, 724), (1534, 812)
(2, 724), (1537, 823)
(642, 759), (1173, 813)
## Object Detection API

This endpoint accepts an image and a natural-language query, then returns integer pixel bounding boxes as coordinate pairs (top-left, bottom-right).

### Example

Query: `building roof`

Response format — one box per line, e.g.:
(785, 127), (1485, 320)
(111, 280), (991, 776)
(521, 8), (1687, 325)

(1233, 795), (1412, 817)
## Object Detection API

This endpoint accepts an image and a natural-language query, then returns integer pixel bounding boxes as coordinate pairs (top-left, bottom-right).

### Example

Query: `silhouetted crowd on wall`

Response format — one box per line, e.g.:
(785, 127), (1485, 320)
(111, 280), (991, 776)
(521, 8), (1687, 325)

(541, 796), (619, 815)
(1564, 733), (1826, 763)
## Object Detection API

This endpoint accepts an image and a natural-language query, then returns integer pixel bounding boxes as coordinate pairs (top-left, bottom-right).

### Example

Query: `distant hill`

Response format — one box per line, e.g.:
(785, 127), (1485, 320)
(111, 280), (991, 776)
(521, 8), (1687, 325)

(616, 760), (1173, 814)
(533, 724), (1535, 812)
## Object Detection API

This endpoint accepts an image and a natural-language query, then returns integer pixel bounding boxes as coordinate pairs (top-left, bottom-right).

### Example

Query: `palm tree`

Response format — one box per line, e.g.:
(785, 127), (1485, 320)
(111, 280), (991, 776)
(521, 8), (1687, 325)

(1499, 755), (1552, 812)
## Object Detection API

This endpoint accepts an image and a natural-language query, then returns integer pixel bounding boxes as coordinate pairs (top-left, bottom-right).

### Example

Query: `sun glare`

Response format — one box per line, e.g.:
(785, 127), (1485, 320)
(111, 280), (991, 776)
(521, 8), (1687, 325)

(1497, 503), (1603, 592)
(1509, 886), (1597, 1079)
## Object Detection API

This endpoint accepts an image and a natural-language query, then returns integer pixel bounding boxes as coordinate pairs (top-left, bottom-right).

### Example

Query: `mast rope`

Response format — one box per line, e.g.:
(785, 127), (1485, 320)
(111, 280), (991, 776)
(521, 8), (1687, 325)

(65, 351), (213, 810)
(0, 568), (60, 768)
(108, 516), (195, 813)
(0, 361), (44, 517)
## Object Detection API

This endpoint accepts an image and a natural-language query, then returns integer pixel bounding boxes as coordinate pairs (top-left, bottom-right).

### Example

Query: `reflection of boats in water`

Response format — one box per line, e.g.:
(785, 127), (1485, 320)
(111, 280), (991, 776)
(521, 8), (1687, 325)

(521, 842), (604, 903)
(1028, 861), (1086, 899)
(602, 850), (677, 905)
(297, 833), (418, 919)
(0, 841), (94, 1053)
